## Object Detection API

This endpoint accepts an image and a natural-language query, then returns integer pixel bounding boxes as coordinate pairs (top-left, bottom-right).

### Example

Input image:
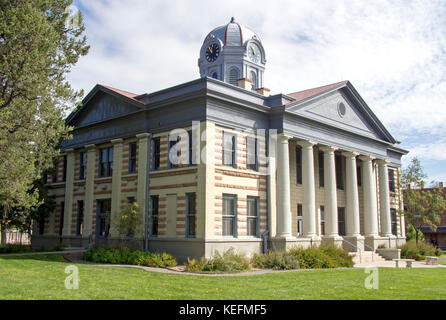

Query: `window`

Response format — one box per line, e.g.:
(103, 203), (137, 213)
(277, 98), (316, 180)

(96, 199), (111, 239)
(357, 165), (362, 186)
(42, 172), (48, 185)
(338, 207), (346, 236)
(188, 130), (195, 166)
(320, 206), (325, 236)
(52, 172), (57, 183)
(247, 197), (259, 237)
(39, 216), (45, 235)
(80, 152), (87, 180)
(250, 71), (257, 90)
(229, 67), (240, 86)
(62, 155), (67, 182)
(186, 193), (196, 238)
(168, 135), (180, 169)
(223, 132), (236, 168)
(99, 147), (113, 177)
(212, 72), (218, 79)
(128, 143), (137, 174)
(59, 202), (64, 236)
(150, 195), (159, 236)
(127, 197), (136, 205)
(319, 151), (324, 187)
(335, 155), (344, 190)
(152, 137), (161, 171)
(246, 136), (258, 171)
(391, 208), (398, 236)
(76, 200), (84, 236)
(222, 194), (237, 237)
(297, 204), (303, 236)
(296, 146), (302, 185)
(388, 169), (395, 192)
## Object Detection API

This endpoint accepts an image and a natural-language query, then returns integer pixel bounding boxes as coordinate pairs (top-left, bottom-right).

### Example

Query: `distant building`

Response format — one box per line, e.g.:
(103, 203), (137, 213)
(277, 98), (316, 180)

(32, 18), (409, 260)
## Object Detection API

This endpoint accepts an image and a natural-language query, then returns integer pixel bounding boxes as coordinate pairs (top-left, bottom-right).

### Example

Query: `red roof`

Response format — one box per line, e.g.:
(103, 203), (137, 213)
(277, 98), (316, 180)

(102, 85), (146, 105)
(287, 81), (348, 104)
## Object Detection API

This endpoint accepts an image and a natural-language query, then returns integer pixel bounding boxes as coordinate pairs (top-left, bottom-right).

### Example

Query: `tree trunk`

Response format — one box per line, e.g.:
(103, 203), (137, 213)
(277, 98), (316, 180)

(415, 227), (419, 244)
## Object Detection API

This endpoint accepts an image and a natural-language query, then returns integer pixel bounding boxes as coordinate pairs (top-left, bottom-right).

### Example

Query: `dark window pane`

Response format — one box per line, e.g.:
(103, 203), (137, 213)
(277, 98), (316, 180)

(247, 137), (258, 171)
(388, 169), (395, 192)
(129, 143), (137, 173)
(151, 195), (159, 236)
(336, 155), (344, 190)
(186, 193), (196, 237)
(296, 147), (302, 184)
(338, 207), (346, 236)
(319, 151), (324, 187)
(152, 138), (161, 170)
(391, 208), (398, 236)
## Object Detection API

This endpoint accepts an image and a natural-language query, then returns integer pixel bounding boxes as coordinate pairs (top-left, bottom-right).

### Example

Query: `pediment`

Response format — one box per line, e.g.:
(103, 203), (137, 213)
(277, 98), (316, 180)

(69, 90), (143, 128)
(286, 89), (389, 142)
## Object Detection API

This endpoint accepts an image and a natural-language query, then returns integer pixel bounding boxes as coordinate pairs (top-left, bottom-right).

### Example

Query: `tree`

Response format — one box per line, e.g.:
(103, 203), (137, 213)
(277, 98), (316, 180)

(401, 157), (446, 244)
(116, 202), (142, 238)
(0, 0), (89, 242)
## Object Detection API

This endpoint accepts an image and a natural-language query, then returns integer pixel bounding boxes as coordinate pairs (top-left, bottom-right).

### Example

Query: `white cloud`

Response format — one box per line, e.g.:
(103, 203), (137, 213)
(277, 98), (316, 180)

(69, 0), (446, 180)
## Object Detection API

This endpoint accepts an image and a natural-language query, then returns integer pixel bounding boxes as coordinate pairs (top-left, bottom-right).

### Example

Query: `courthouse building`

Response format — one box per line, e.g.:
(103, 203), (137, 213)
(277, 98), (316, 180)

(33, 18), (409, 259)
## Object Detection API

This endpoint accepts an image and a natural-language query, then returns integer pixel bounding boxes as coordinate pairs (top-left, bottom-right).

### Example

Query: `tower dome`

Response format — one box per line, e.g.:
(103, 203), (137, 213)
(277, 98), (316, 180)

(198, 18), (266, 90)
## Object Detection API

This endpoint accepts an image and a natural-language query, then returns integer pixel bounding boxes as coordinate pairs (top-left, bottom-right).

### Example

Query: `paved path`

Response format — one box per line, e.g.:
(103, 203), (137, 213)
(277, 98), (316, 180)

(354, 260), (446, 269)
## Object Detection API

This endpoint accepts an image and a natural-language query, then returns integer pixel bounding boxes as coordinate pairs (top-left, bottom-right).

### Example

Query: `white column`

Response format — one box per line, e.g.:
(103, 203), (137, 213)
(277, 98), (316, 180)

(378, 159), (393, 237)
(276, 134), (292, 238)
(298, 141), (318, 239)
(359, 155), (379, 237)
(320, 146), (339, 238)
(343, 151), (361, 237)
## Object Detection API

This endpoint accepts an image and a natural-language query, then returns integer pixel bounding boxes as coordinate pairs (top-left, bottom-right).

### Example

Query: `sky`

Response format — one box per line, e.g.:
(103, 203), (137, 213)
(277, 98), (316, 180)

(68, 0), (446, 184)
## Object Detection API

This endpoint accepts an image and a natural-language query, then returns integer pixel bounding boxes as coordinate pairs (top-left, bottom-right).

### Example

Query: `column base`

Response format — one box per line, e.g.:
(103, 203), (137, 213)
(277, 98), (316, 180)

(342, 235), (365, 252)
(270, 236), (320, 251)
(364, 235), (387, 251)
(322, 235), (344, 248)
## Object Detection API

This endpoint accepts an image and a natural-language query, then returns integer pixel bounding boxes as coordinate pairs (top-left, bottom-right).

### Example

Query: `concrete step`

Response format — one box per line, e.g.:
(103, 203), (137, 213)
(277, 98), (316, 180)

(350, 251), (387, 265)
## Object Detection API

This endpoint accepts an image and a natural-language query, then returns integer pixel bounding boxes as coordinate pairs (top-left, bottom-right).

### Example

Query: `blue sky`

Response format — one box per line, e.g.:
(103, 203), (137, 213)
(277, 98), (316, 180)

(68, 0), (446, 184)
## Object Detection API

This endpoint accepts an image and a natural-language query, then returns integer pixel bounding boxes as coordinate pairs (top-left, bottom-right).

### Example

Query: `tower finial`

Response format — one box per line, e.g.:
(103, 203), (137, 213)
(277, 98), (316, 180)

(230, 17), (235, 23)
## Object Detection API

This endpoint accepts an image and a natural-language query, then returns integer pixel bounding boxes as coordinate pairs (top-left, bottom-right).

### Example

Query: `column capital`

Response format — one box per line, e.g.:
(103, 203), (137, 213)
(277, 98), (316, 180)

(297, 140), (317, 148)
(277, 133), (293, 141)
(342, 151), (359, 158)
(319, 145), (338, 153)
(136, 133), (150, 140)
(85, 144), (96, 150)
(111, 138), (124, 145)
(376, 158), (390, 166)
(359, 155), (375, 162)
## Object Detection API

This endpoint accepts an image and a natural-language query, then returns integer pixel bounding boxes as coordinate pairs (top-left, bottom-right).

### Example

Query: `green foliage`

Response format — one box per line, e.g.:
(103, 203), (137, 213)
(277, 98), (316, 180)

(405, 224), (425, 242)
(84, 247), (177, 268)
(399, 241), (440, 261)
(115, 202), (141, 237)
(401, 158), (446, 243)
(251, 251), (299, 270)
(0, 0), (89, 232)
(289, 245), (354, 269)
(0, 244), (32, 254)
(185, 248), (251, 273)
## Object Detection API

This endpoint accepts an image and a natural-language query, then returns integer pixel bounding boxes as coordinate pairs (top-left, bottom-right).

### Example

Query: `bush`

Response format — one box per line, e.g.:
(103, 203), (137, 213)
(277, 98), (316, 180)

(289, 245), (353, 269)
(399, 241), (439, 261)
(185, 248), (251, 273)
(84, 247), (177, 268)
(251, 251), (299, 270)
(0, 244), (33, 254)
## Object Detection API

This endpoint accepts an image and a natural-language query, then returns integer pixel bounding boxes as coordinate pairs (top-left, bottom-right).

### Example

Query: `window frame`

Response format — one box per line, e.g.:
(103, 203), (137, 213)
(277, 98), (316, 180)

(391, 208), (398, 236)
(318, 151), (324, 187)
(338, 207), (346, 236)
(388, 168), (395, 193)
(96, 199), (111, 239)
(296, 146), (303, 185)
(247, 196), (260, 237)
(222, 194), (237, 237)
(320, 205), (325, 236)
(99, 147), (113, 178)
(128, 142), (137, 174)
(79, 152), (87, 180)
(297, 203), (303, 236)
(335, 155), (344, 190)
(151, 137), (161, 171)
(186, 193), (197, 238)
(150, 195), (159, 237)
(76, 200), (84, 236)
(223, 132), (237, 169)
(246, 136), (258, 171)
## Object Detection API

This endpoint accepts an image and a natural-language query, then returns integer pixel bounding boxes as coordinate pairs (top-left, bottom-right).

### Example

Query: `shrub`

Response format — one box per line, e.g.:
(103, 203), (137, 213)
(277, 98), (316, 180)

(185, 248), (251, 273)
(399, 241), (439, 261)
(84, 247), (177, 268)
(0, 244), (33, 254)
(289, 245), (353, 269)
(251, 250), (299, 270)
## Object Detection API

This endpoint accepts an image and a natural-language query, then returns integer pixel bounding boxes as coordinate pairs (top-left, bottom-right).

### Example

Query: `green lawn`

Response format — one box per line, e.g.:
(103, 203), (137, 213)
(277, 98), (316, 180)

(0, 254), (445, 300)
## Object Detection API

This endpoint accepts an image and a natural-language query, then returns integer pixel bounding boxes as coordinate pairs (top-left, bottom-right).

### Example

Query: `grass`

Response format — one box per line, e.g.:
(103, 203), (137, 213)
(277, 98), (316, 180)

(0, 254), (445, 300)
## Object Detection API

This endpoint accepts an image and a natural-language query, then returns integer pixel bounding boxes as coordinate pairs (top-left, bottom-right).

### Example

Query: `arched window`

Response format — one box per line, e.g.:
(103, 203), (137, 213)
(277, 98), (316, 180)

(228, 67), (240, 86)
(211, 72), (218, 80)
(250, 71), (257, 90)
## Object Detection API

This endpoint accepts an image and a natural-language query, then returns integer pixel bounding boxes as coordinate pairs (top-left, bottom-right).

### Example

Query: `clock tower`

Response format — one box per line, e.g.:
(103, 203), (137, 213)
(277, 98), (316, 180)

(198, 17), (266, 91)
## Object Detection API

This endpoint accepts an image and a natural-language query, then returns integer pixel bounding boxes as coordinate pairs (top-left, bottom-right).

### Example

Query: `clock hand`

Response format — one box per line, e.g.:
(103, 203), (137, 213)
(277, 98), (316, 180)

(209, 46), (213, 54)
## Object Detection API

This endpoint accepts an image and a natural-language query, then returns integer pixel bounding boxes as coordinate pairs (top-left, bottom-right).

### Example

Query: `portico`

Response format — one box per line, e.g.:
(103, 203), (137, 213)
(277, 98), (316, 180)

(274, 135), (402, 252)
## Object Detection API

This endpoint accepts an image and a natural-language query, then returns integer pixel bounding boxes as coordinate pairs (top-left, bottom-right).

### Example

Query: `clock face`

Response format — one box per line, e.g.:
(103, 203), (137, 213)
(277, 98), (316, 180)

(248, 44), (260, 63)
(205, 43), (220, 62)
